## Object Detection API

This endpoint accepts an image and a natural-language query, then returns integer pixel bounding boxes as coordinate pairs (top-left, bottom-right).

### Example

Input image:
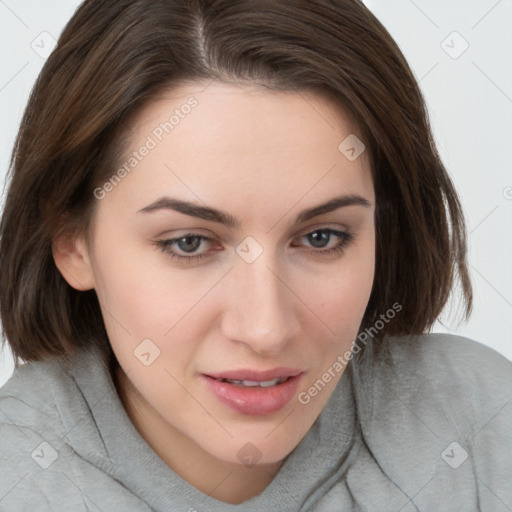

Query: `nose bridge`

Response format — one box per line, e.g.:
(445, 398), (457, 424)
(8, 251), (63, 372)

(221, 246), (298, 353)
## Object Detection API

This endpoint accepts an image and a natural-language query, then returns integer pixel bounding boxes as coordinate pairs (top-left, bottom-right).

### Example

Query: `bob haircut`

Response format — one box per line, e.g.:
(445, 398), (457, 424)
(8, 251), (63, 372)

(0, 0), (472, 366)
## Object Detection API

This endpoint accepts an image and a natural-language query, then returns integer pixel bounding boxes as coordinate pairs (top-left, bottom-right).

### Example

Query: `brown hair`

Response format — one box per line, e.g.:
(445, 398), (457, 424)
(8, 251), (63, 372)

(0, 0), (472, 366)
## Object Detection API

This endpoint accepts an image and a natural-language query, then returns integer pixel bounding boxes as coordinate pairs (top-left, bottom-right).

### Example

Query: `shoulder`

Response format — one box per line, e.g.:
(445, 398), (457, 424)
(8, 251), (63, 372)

(382, 331), (511, 379)
(0, 356), (74, 470)
(391, 330), (510, 363)
(0, 348), (154, 511)
(0, 355), (87, 510)
(352, 333), (512, 508)
(380, 332), (512, 403)
(354, 331), (512, 444)
(0, 345), (111, 430)
(0, 355), (70, 429)
(369, 333), (512, 425)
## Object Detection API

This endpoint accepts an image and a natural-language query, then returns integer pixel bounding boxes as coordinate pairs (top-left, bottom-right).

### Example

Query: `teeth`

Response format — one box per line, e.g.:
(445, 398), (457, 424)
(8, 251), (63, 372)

(220, 377), (288, 387)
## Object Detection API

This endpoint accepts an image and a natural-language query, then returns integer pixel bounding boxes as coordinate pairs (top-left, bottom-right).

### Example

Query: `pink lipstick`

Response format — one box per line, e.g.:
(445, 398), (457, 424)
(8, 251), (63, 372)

(202, 367), (303, 415)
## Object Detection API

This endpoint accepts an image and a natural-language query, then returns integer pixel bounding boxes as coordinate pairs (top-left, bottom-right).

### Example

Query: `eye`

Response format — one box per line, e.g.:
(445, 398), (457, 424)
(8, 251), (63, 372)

(152, 228), (355, 263)
(292, 228), (355, 256)
(153, 233), (216, 262)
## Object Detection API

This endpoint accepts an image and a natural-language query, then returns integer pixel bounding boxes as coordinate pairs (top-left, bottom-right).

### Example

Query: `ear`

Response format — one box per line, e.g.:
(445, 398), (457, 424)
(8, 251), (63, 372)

(52, 230), (96, 291)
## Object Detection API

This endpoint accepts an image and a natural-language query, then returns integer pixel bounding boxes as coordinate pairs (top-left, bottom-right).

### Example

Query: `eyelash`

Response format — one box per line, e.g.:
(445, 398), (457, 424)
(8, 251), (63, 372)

(153, 228), (355, 263)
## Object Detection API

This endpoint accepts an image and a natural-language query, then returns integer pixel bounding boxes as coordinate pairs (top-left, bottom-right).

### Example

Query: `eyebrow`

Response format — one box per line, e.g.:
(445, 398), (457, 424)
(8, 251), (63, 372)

(137, 194), (371, 228)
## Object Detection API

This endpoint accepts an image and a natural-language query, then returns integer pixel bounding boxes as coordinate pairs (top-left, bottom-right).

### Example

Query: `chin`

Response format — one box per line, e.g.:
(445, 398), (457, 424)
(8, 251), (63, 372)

(205, 434), (297, 468)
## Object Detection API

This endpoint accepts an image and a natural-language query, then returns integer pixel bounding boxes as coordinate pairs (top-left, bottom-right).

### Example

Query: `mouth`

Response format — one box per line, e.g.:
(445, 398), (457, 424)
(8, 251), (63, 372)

(205, 367), (302, 382)
(214, 376), (290, 387)
(202, 368), (304, 415)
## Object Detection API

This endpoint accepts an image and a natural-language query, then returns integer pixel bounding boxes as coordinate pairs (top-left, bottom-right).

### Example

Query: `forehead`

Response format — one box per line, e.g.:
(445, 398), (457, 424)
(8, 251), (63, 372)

(130, 79), (367, 158)
(97, 80), (374, 221)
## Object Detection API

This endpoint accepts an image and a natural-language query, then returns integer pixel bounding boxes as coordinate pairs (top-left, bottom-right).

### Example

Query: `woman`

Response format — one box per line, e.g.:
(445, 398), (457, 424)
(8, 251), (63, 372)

(0, 0), (510, 510)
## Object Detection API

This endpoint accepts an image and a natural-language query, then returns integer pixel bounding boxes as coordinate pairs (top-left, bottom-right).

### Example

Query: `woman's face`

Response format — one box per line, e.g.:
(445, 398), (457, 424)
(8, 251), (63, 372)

(60, 81), (375, 468)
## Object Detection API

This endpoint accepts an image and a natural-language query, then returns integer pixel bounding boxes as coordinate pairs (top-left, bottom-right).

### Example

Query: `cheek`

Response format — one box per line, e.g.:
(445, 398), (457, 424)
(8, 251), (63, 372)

(90, 235), (199, 334)
(296, 235), (375, 336)
(92, 255), (161, 328)
(92, 217), (374, 353)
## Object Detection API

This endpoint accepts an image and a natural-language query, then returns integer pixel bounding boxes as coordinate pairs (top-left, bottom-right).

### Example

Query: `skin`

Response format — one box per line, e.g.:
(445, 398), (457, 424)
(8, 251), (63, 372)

(53, 80), (376, 504)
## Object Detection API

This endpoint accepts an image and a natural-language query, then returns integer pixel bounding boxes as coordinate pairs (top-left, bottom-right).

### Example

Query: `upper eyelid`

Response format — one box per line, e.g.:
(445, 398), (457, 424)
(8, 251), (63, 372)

(156, 228), (353, 261)
(165, 227), (349, 248)
(165, 223), (350, 241)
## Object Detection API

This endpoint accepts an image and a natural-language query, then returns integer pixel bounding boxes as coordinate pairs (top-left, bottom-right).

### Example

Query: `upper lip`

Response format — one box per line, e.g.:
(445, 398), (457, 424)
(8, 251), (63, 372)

(205, 367), (303, 381)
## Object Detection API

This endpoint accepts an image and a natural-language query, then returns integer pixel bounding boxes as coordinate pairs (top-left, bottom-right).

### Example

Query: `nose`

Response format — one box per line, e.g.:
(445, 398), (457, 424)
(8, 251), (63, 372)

(220, 250), (300, 355)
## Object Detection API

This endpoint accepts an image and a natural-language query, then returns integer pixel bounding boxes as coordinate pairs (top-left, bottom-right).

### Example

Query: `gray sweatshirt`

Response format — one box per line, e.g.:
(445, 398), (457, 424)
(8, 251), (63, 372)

(0, 333), (511, 511)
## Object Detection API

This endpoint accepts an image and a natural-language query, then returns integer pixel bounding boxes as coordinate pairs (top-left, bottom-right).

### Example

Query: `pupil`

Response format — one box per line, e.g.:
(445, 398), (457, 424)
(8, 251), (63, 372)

(178, 236), (201, 252)
(309, 231), (329, 248)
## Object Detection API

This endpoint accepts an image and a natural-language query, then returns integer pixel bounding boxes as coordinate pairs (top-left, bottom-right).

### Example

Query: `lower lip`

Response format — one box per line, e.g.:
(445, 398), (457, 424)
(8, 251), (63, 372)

(202, 374), (303, 415)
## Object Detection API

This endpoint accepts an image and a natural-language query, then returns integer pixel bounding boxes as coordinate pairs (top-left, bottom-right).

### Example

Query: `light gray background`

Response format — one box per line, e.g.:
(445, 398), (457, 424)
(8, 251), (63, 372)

(0, 0), (511, 386)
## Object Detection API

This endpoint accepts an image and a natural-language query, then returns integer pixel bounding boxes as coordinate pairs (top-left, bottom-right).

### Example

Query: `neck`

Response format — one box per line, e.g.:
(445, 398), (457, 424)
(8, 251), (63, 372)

(114, 365), (285, 504)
